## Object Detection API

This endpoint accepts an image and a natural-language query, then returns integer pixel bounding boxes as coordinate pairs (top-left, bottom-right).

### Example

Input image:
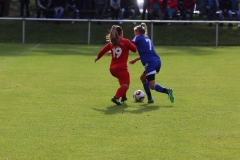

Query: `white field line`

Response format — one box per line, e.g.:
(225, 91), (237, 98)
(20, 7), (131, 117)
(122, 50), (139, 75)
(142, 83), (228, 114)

(0, 43), (41, 69)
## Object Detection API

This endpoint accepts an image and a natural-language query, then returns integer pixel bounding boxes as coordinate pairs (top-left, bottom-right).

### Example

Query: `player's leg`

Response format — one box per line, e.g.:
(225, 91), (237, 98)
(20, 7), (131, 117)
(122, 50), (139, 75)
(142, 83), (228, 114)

(140, 72), (154, 103)
(118, 70), (130, 103)
(147, 75), (174, 103)
(146, 61), (174, 103)
(111, 69), (130, 105)
(148, 77), (168, 94)
(114, 83), (129, 102)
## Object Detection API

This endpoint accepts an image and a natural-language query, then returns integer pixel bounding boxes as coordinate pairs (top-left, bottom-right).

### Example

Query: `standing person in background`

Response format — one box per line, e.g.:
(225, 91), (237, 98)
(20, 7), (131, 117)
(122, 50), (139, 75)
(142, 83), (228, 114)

(120, 0), (136, 24)
(141, 0), (150, 19)
(218, 0), (233, 27)
(37, 0), (51, 18)
(80, 0), (87, 17)
(90, 0), (95, 10)
(95, 0), (107, 24)
(166, 0), (178, 25)
(110, 0), (121, 20)
(95, 25), (137, 105)
(68, 0), (78, 23)
(0, 0), (6, 17)
(183, 0), (195, 25)
(53, 0), (66, 20)
(236, 0), (240, 27)
(148, 0), (164, 21)
(20, 0), (30, 17)
(205, 0), (216, 26)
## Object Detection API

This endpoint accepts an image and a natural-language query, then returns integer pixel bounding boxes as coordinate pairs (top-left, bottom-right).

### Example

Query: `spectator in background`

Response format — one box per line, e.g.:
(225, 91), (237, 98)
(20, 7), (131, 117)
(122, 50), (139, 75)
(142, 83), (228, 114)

(37, 0), (51, 18)
(95, 0), (107, 24)
(20, 0), (30, 17)
(120, 0), (136, 24)
(80, 0), (87, 17)
(236, 0), (240, 27)
(90, 0), (95, 10)
(219, 0), (233, 27)
(166, 0), (178, 25)
(183, 0), (195, 25)
(178, 0), (184, 19)
(205, 0), (216, 26)
(0, 0), (6, 17)
(141, 0), (150, 19)
(149, 0), (164, 20)
(68, 0), (78, 23)
(110, 0), (121, 20)
(53, 0), (66, 19)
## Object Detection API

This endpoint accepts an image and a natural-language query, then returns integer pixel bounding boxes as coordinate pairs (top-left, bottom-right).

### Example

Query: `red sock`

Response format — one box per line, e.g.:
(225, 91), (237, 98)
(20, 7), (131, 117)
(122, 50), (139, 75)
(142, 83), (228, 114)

(115, 86), (128, 99)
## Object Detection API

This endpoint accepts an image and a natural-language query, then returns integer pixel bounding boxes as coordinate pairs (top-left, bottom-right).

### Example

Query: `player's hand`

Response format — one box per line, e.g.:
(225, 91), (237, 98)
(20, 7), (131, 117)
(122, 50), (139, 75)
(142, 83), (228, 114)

(107, 51), (112, 56)
(129, 59), (136, 64)
(94, 57), (98, 63)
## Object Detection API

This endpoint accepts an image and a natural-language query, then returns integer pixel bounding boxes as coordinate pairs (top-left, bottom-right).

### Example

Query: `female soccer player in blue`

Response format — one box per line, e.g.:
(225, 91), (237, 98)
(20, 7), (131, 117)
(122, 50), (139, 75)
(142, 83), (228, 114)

(129, 23), (174, 103)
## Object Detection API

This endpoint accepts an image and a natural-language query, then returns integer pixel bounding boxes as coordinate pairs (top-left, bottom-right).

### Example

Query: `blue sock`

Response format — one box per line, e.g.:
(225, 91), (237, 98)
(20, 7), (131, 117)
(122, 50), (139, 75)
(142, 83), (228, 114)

(154, 84), (168, 94)
(142, 80), (152, 100)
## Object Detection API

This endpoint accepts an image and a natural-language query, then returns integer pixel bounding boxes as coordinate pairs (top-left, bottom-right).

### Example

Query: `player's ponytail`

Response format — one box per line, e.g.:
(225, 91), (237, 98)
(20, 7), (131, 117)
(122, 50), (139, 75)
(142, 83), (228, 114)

(134, 23), (148, 36)
(106, 25), (123, 46)
(141, 23), (148, 36)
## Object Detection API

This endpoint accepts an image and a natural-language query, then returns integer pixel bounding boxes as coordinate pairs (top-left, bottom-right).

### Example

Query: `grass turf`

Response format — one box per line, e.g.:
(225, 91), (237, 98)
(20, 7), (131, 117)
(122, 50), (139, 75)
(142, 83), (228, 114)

(0, 44), (240, 159)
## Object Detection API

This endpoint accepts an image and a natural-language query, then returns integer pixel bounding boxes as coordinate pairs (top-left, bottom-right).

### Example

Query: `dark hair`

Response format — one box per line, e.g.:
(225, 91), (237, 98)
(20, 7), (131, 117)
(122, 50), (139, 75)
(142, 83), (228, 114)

(106, 25), (123, 46)
(134, 23), (148, 36)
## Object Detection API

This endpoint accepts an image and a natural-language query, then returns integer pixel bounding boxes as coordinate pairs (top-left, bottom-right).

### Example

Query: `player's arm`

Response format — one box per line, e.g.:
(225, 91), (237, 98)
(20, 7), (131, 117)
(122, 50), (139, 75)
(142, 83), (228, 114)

(95, 43), (111, 62)
(129, 57), (140, 65)
(127, 39), (137, 53)
(107, 50), (112, 56)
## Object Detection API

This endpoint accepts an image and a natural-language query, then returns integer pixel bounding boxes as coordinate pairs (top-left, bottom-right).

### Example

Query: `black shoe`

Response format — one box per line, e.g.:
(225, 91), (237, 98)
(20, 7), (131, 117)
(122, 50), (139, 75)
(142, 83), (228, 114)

(111, 97), (121, 105)
(208, 23), (212, 26)
(121, 97), (127, 103)
(219, 23), (223, 27)
(228, 23), (233, 27)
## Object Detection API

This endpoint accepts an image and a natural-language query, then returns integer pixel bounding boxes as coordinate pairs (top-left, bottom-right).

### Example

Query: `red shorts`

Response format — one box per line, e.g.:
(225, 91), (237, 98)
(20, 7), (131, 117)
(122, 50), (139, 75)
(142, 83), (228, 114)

(110, 68), (130, 85)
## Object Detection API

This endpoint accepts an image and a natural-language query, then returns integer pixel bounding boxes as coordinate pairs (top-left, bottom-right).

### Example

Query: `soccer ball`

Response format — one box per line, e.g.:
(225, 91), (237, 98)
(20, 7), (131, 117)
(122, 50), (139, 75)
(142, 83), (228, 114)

(133, 90), (145, 102)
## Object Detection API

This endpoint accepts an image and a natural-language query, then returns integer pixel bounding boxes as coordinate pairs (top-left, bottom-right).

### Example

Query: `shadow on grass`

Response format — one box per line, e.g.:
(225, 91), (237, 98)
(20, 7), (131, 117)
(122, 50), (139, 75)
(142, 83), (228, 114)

(93, 102), (173, 115)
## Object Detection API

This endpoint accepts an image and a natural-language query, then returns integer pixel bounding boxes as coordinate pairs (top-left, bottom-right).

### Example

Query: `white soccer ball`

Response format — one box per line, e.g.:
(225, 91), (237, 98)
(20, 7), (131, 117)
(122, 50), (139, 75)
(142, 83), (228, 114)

(133, 90), (145, 102)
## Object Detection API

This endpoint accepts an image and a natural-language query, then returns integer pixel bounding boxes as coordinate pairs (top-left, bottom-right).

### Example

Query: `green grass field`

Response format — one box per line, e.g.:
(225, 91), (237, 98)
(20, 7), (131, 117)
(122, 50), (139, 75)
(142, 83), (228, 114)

(0, 44), (240, 159)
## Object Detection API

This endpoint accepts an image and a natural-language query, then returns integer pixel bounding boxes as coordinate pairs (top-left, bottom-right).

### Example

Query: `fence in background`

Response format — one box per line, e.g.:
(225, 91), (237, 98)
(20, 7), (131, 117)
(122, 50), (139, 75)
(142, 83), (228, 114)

(0, 17), (239, 46)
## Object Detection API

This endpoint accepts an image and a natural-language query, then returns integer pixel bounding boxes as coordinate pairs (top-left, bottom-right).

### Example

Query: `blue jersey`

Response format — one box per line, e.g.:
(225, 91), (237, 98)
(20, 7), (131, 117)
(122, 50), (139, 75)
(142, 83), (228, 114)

(132, 35), (160, 66)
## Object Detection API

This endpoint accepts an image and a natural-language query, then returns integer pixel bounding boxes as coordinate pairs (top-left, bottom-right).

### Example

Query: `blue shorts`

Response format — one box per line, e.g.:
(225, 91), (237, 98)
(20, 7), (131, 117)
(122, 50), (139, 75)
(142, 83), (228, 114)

(144, 60), (161, 76)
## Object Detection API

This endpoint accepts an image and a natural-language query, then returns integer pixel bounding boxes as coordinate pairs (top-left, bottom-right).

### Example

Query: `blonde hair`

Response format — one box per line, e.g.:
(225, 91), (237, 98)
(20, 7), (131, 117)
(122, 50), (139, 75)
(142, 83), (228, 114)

(134, 23), (148, 36)
(106, 25), (123, 46)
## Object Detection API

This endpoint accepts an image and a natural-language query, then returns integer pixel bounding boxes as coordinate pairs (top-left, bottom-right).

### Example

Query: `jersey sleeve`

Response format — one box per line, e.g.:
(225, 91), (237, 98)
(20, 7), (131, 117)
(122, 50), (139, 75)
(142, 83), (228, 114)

(97, 43), (111, 60)
(126, 39), (137, 53)
(131, 36), (138, 45)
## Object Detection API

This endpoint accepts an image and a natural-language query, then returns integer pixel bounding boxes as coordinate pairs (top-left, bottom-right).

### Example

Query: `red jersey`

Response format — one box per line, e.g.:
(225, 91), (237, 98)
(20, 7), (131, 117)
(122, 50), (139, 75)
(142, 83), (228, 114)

(97, 38), (137, 70)
(167, 0), (178, 10)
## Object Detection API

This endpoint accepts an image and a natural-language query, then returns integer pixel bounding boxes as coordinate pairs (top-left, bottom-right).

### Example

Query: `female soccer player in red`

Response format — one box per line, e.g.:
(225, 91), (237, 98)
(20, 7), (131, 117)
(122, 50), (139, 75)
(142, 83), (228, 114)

(95, 25), (137, 105)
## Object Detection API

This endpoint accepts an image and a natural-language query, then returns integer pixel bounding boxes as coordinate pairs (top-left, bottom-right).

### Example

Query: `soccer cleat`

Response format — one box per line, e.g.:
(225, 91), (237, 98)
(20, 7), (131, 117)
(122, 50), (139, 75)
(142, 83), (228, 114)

(111, 97), (121, 105)
(121, 97), (127, 103)
(168, 88), (174, 103)
(148, 99), (154, 104)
